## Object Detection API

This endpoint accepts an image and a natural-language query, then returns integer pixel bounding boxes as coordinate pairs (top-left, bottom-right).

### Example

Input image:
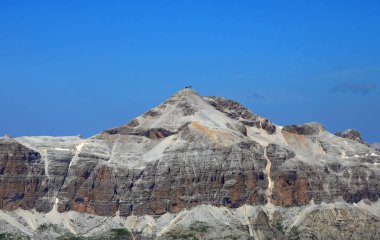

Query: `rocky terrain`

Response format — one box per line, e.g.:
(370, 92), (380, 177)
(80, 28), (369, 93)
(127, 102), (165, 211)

(335, 129), (368, 146)
(0, 88), (379, 239)
(371, 143), (380, 152)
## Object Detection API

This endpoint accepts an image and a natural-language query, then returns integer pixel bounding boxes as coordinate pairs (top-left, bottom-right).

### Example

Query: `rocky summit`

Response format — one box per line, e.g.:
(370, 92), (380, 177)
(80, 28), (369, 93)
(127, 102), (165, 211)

(0, 88), (379, 240)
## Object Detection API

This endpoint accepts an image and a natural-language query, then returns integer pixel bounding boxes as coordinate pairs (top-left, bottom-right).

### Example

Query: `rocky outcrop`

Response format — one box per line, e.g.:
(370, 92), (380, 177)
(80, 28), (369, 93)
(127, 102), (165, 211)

(336, 129), (368, 145)
(204, 96), (276, 134)
(282, 122), (325, 135)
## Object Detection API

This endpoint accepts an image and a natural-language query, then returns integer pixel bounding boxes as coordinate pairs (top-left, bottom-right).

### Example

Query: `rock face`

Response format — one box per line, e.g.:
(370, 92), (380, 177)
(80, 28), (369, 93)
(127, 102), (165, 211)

(0, 137), (44, 211)
(335, 129), (367, 145)
(0, 88), (379, 239)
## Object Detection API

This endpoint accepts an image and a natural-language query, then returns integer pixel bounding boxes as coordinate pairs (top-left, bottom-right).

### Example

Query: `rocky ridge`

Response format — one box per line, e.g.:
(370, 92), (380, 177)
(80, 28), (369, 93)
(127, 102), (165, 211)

(0, 88), (379, 239)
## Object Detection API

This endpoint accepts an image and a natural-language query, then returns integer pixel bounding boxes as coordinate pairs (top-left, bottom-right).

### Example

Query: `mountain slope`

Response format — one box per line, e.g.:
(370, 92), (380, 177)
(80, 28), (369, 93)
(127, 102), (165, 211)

(371, 143), (380, 152)
(0, 88), (379, 239)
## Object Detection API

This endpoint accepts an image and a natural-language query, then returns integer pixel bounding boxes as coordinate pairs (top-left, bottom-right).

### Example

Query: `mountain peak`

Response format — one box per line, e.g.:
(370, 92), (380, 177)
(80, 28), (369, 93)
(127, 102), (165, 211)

(159, 87), (199, 105)
(164, 87), (203, 106)
(103, 88), (278, 136)
(104, 87), (245, 136)
(172, 86), (198, 97)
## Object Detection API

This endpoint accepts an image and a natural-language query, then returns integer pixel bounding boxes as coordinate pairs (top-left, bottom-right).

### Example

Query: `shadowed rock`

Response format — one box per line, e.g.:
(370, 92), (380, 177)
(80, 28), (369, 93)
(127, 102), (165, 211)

(336, 129), (368, 145)
(282, 122), (325, 135)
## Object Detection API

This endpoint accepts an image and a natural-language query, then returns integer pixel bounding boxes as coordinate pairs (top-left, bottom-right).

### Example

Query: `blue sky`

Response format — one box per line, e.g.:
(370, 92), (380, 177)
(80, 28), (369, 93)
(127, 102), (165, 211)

(0, 1), (379, 142)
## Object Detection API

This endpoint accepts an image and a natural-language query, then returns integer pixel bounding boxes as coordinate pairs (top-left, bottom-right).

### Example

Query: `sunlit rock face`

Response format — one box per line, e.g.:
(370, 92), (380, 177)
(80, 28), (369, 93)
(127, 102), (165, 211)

(0, 88), (379, 239)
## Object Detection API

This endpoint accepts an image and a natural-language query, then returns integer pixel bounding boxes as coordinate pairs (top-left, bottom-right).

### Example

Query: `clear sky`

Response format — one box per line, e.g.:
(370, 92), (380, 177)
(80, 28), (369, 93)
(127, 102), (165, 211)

(0, 1), (379, 142)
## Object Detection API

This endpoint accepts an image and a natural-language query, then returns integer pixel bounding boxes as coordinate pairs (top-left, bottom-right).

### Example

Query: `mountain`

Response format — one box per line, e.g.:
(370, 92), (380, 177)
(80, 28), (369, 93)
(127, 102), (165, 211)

(0, 88), (379, 239)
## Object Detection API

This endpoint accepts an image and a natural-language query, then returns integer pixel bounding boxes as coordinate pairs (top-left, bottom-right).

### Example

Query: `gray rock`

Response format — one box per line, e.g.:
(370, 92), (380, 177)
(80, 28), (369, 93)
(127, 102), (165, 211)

(282, 122), (325, 135)
(371, 142), (380, 152)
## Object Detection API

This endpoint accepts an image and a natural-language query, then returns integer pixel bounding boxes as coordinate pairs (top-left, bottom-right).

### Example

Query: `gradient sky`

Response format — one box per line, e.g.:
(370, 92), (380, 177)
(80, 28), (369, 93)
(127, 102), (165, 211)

(0, 1), (379, 142)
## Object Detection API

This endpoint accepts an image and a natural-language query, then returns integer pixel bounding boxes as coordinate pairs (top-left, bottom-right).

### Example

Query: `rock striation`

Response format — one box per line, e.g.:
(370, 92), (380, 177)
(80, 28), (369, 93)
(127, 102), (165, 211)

(0, 137), (43, 211)
(0, 88), (379, 239)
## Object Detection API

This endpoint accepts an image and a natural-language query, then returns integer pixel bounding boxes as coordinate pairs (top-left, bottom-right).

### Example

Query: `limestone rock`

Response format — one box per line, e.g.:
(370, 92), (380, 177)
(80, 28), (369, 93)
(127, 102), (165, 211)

(0, 88), (379, 239)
